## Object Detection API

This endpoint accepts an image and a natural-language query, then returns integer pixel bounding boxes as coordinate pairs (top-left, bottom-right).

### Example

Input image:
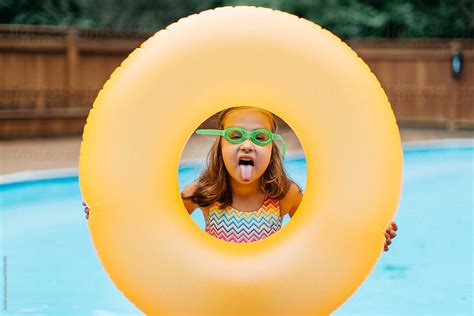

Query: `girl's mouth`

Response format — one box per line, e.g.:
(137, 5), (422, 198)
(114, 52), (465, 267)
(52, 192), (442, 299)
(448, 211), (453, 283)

(238, 158), (254, 181)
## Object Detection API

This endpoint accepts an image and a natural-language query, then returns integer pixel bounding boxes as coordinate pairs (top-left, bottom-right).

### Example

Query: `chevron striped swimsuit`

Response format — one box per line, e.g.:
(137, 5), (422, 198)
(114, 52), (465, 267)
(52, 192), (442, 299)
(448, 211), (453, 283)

(204, 197), (282, 243)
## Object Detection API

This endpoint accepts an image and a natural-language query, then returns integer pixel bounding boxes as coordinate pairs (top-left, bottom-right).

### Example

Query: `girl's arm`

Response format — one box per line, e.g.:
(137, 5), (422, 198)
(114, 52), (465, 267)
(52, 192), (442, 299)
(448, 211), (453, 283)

(181, 181), (199, 215)
(280, 182), (303, 218)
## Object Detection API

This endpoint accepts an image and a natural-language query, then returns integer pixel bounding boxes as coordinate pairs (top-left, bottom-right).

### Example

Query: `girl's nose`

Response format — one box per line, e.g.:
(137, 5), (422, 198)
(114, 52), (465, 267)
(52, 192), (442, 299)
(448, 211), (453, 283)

(239, 139), (255, 152)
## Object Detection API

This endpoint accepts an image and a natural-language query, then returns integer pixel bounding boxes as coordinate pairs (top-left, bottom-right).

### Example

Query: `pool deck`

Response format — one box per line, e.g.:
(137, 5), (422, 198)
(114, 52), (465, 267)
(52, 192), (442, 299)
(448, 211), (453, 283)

(1, 128), (473, 176)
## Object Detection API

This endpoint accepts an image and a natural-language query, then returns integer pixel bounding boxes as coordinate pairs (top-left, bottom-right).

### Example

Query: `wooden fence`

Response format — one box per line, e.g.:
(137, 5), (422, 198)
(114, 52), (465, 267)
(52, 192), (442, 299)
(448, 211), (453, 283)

(0, 24), (472, 139)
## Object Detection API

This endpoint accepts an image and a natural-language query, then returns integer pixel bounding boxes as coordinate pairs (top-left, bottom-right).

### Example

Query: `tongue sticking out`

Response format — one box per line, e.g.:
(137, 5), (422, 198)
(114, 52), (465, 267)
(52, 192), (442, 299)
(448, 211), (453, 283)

(239, 164), (254, 181)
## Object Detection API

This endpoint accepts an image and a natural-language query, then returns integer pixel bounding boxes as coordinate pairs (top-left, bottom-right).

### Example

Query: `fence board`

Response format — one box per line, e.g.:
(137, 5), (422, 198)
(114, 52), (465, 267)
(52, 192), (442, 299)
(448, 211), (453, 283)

(0, 25), (472, 138)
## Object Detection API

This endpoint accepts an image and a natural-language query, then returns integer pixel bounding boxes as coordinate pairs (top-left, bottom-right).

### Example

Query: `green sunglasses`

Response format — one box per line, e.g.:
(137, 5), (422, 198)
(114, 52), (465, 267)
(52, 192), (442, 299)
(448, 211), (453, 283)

(196, 127), (286, 159)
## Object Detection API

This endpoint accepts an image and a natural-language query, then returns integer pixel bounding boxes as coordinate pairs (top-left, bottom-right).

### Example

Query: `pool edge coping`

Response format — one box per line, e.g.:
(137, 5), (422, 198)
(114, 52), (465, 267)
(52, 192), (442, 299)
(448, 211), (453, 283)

(0, 167), (78, 185)
(1, 138), (472, 185)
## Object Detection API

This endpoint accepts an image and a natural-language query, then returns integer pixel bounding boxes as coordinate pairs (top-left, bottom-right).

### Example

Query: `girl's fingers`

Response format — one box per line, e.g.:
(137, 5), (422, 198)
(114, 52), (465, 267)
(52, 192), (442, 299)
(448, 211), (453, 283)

(383, 224), (397, 252)
(84, 207), (90, 220)
(389, 229), (397, 239)
(391, 222), (398, 231)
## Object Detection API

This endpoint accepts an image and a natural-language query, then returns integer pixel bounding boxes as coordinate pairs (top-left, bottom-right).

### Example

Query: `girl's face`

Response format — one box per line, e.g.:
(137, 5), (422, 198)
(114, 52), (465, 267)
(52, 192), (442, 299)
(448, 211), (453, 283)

(221, 109), (273, 184)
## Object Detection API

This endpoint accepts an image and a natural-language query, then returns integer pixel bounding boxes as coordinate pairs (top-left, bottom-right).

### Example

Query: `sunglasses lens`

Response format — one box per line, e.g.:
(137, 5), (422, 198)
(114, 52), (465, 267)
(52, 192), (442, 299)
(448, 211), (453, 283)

(227, 129), (243, 141)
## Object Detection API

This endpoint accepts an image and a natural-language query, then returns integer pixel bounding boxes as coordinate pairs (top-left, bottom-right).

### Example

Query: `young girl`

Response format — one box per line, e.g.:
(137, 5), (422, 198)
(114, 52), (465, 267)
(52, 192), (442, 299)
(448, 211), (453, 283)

(181, 106), (302, 243)
(84, 106), (397, 247)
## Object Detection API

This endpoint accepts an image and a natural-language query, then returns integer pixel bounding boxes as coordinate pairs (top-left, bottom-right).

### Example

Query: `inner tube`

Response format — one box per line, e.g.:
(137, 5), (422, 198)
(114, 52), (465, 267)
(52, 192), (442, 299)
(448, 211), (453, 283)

(79, 6), (402, 315)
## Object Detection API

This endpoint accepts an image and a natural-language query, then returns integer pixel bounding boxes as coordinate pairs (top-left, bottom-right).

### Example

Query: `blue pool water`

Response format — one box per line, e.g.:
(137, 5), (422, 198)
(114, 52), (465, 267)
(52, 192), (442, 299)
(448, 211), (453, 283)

(1, 144), (472, 315)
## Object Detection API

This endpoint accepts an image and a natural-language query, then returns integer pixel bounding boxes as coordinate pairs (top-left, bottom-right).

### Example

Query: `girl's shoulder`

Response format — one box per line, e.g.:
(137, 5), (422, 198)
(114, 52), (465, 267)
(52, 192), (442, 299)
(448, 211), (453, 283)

(279, 181), (303, 218)
(181, 181), (200, 214)
(181, 181), (212, 215)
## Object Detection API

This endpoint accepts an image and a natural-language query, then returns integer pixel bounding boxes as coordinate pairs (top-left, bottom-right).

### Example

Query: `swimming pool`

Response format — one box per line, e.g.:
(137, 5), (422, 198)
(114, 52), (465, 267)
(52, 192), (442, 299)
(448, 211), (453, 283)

(1, 142), (472, 315)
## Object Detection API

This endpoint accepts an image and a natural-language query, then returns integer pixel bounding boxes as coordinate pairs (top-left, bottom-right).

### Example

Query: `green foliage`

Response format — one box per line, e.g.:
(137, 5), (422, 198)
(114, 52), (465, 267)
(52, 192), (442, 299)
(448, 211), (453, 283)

(0, 0), (216, 30)
(0, 0), (472, 37)
(224, 0), (472, 38)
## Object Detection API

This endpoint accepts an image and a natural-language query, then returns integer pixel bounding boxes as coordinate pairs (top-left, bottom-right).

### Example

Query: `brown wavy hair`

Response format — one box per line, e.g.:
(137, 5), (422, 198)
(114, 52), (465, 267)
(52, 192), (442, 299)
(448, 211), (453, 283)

(182, 106), (295, 209)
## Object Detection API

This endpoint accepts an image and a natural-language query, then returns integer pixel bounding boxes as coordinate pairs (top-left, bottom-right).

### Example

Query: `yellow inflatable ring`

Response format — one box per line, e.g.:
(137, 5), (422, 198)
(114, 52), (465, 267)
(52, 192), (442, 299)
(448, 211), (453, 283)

(80, 6), (402, 315)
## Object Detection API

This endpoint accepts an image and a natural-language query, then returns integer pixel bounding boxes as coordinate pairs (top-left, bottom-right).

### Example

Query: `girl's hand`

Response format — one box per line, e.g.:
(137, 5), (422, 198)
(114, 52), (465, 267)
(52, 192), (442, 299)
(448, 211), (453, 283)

(82, 201), (89, 220)
(384, 222), (398, 251)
